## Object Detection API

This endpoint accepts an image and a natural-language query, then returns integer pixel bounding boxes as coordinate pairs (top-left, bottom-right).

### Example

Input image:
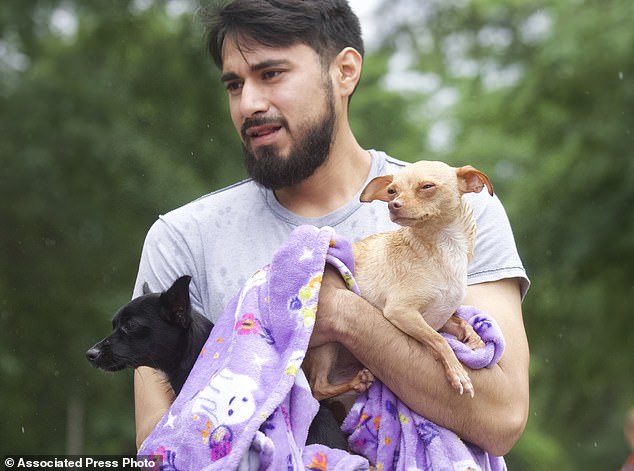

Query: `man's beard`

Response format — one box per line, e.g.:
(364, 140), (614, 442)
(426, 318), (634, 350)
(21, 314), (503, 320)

(242, 83), (336, 190)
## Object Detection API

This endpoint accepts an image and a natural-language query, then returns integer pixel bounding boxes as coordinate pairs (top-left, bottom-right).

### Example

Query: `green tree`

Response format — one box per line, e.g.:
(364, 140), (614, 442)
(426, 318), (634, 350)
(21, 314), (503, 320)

(372, 0), (634, 468)
(0, 0), (241, 454)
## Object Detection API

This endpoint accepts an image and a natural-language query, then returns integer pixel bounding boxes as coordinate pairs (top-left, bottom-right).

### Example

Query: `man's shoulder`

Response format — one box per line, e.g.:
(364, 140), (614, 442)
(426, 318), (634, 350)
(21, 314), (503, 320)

(164, 178), (261, 219)
(191, 178), (261, 205)
(144, 179), (266, 243)
(371, 150), (409, 175)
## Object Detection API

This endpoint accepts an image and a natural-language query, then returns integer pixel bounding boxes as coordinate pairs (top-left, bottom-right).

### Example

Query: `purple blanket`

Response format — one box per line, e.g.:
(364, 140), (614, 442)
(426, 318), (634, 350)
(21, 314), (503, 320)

(138, 225), (507, 471)
(138, 225), (367, 470)
(341, 305), (508, 471)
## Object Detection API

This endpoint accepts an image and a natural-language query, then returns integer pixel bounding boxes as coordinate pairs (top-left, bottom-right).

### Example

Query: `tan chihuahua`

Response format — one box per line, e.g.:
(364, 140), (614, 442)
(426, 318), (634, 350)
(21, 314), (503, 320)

(304, 160), (494, 401)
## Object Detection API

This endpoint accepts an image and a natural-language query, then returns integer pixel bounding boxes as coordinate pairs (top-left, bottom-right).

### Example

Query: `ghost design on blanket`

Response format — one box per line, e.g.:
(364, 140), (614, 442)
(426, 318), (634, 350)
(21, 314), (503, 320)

(190, 368), (259, 461)
(192, 368), (258, 425)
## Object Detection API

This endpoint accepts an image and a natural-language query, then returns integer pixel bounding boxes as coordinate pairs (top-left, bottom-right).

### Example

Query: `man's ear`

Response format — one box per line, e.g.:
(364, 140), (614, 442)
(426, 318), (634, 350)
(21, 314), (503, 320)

(332, 47), (363, 98)
(360, 175), (394, 202)
(456, 165), (494, 196)
(160, 275), (192, 329)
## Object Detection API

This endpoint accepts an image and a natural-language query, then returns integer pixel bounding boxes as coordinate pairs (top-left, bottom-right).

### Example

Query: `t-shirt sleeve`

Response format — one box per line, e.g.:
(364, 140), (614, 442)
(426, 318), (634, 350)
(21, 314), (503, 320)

(466, 190), (530, 299)
(132, 216), (205, 314)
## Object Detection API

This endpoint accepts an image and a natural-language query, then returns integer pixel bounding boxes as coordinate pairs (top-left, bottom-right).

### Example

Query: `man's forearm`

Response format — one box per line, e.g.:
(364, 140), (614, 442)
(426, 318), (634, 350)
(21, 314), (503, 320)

(319, 276), (529, 456)
(134, 367), (175, 450)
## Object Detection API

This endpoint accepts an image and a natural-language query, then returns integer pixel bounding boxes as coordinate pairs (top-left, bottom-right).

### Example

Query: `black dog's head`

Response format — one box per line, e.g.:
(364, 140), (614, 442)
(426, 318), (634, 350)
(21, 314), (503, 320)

(86, 275), (195, 373)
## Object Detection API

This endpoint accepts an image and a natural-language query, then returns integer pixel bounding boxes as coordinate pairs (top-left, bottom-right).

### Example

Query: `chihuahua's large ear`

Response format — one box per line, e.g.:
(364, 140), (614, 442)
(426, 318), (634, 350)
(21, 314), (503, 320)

(360, 175), (394, 202)
(160, 275), (192, 329)
(456, 166), (494, 196)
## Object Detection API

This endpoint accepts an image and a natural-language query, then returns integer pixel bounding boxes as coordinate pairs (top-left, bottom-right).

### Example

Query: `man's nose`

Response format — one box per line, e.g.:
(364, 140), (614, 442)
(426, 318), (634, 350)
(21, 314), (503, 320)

(239, 80), (269, 118)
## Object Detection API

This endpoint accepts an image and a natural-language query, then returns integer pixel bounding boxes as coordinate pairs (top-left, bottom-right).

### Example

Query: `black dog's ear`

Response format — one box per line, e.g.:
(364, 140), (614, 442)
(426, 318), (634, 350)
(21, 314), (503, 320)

(142, 282), (152, 295)
(160, 276), (192, 329)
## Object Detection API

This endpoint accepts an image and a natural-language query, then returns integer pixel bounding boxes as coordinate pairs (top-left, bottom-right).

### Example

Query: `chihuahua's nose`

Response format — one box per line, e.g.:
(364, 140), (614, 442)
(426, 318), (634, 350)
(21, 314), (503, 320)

(85, 347), (101, 362)
(388, 200), (403, 212)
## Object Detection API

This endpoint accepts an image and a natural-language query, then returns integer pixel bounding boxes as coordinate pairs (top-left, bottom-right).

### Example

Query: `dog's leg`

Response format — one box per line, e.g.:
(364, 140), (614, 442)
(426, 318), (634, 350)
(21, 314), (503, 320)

(304, 343), (374, 401)
(383, 305), (474, 397)
(310, 368), (374, 401)
(441, 314), (485, 350)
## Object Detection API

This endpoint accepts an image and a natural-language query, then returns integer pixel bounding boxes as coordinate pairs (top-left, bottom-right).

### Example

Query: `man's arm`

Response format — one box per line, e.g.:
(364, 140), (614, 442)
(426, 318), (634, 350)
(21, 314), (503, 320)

(131, 219), (195, 449)
(134, 367), (175, 450)
(315, 267), (530, 456)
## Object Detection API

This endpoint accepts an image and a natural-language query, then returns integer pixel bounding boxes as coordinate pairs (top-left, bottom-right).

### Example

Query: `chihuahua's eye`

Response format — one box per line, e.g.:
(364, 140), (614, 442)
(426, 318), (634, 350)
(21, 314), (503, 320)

(387, 188), (397, 195)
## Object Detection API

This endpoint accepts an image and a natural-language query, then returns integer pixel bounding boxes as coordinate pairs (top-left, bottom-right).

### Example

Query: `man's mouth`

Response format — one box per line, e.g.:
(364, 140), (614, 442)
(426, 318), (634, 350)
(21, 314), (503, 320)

(245, 124), (282, 139)
(241, 118), (288, 148)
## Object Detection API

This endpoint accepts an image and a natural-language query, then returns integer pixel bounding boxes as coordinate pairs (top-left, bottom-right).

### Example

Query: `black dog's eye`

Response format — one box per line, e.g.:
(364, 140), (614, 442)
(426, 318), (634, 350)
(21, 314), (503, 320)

(121, 319), (138, 334)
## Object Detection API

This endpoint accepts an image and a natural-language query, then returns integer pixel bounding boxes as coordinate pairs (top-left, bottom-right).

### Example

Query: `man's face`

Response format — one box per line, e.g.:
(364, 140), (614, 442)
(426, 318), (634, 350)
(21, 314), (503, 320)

(221, 39), (337, 189)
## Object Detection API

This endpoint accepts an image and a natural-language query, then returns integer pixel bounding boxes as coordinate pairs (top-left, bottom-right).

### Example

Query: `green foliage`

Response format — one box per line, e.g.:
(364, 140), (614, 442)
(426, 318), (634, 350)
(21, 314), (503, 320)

(350, 49), (426, 161)
(375, 0), (634, 468)
(0, 0), (242, 454)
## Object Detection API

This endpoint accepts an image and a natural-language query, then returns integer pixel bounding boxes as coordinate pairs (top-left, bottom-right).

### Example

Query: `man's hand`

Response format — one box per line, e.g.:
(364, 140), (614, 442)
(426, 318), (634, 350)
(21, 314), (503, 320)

(312, 274), (529, 456)
(310, 264), (349, 348)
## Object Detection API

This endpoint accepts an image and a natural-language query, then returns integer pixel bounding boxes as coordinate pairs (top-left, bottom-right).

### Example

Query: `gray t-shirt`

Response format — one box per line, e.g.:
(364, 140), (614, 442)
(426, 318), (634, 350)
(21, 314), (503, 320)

(133, 150), (529, 322)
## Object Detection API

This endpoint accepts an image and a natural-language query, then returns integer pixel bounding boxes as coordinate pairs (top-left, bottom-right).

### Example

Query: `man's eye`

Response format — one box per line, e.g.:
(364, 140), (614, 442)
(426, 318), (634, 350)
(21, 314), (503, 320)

(420, 183), (435, 190)
(262, 70), (282, 80)
(225, 81), (243, 94)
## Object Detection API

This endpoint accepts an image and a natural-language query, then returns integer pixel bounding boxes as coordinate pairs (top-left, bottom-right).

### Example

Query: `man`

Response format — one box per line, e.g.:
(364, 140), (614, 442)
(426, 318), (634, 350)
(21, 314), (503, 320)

(133, 0), (530, 458)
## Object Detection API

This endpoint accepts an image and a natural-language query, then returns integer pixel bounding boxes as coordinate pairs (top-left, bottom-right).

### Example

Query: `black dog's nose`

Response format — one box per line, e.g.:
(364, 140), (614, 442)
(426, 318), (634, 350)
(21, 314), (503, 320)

(85, 347), (101, 362)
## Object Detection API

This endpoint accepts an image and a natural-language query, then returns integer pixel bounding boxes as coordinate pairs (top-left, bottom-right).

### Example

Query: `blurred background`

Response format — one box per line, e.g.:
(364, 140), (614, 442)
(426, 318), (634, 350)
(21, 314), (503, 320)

(1, 0), (632, 468)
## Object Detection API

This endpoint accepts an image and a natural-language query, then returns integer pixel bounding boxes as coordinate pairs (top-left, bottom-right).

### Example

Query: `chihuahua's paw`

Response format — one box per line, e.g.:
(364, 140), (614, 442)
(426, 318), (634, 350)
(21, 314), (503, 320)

(447, 364), (475, 398)
(463, 334), (485, 350)
(442, 315), (485, 350)
(352, 368), (375, 393)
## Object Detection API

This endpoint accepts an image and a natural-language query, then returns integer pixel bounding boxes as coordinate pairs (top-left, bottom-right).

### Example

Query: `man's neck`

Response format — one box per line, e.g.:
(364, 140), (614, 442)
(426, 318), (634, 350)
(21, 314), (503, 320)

(273, 137), (372, 218)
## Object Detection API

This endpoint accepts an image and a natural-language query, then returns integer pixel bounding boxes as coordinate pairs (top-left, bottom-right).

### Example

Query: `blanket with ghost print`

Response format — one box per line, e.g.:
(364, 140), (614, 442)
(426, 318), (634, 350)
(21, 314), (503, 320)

(138, 225), (508, 471)
(138, 225), (368, 470)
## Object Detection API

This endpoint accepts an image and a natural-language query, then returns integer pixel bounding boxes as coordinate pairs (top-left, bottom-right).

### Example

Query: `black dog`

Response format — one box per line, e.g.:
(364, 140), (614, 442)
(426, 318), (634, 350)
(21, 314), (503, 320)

(86, 275), (347, 449)
(86, 275), (212, 395)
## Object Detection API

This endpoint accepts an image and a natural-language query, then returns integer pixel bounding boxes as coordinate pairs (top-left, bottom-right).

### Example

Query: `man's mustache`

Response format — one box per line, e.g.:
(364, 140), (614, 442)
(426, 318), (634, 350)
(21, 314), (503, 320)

(241, 116), (290, 139)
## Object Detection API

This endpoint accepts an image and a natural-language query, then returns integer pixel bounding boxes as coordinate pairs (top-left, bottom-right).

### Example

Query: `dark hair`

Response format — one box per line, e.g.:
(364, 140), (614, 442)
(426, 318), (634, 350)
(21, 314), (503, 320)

(202, 0), (365, 70)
